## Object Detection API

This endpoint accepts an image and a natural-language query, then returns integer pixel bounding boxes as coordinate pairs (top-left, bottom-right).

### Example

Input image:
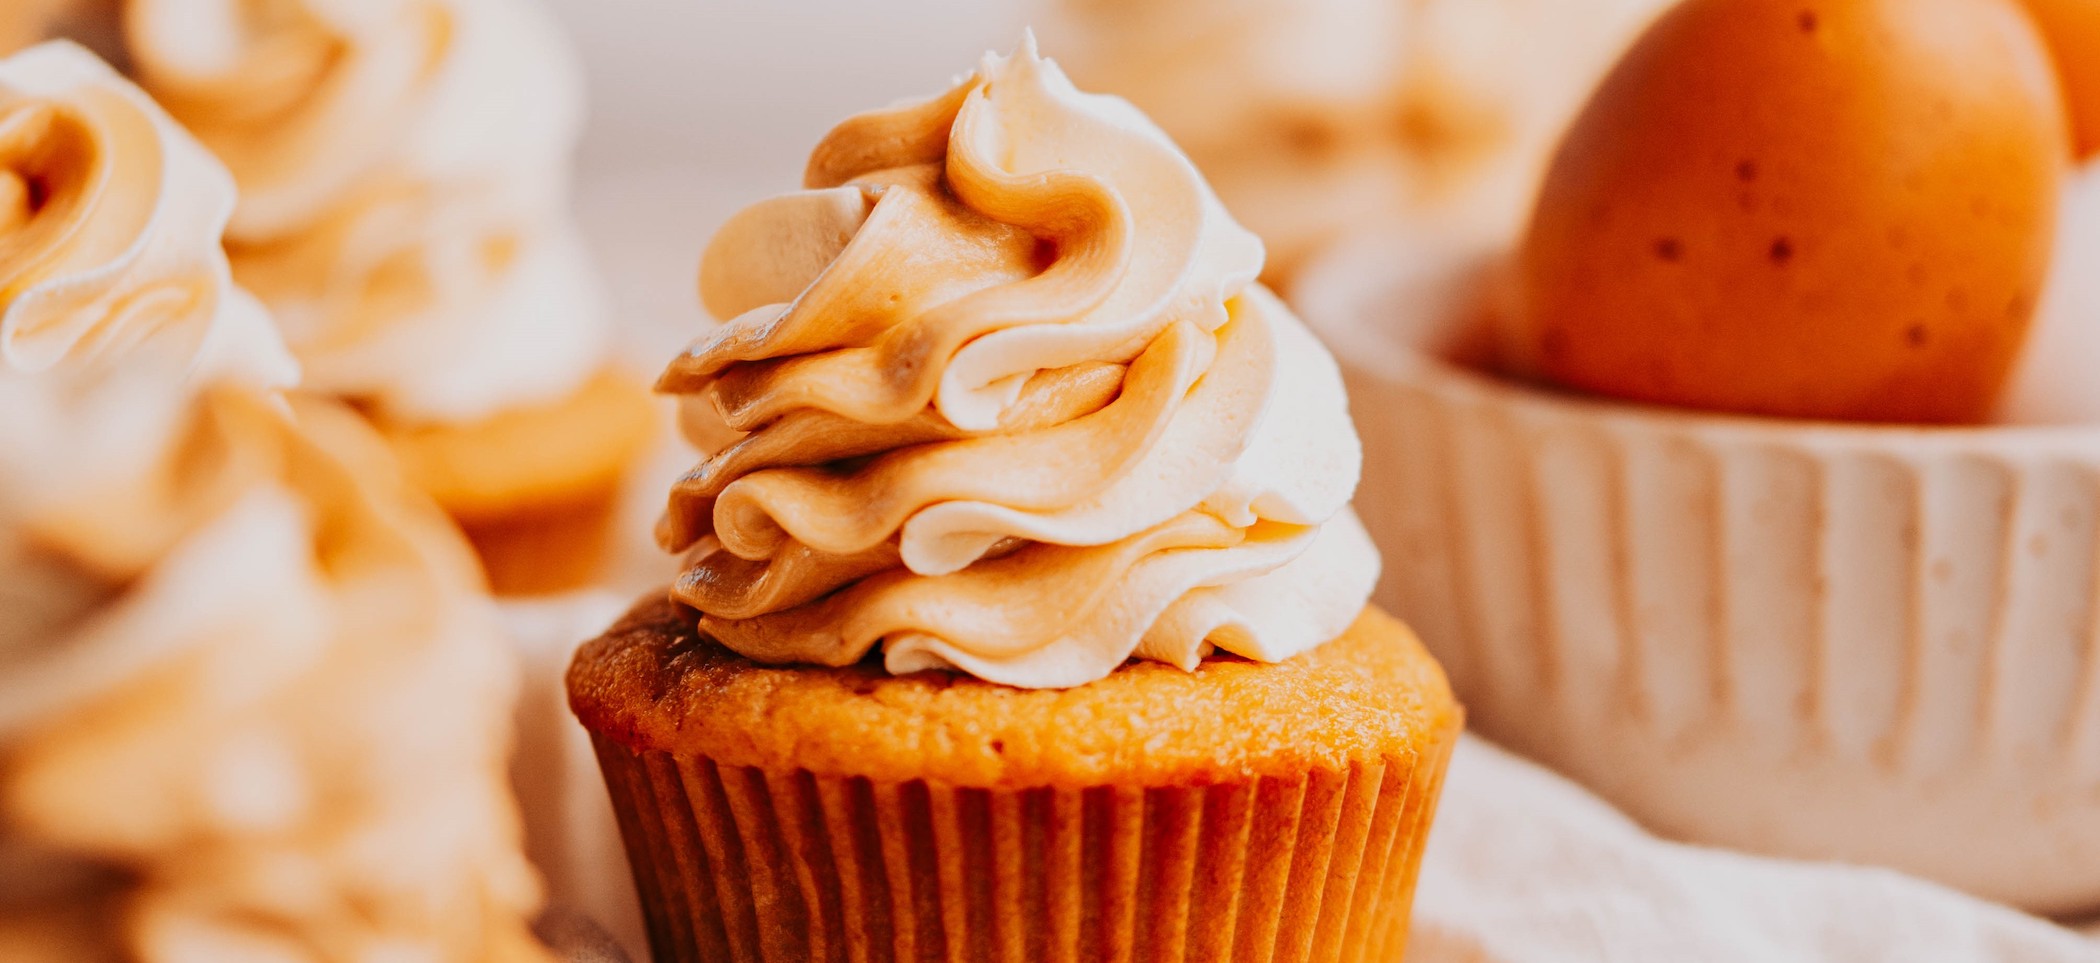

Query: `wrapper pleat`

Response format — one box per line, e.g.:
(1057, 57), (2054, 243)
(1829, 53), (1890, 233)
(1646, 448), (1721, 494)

(592, 735), (1453, 963)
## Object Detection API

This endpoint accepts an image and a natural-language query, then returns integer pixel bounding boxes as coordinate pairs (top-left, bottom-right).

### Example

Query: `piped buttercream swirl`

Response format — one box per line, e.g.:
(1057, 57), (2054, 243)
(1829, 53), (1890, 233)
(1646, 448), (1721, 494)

(661, 39), (1377, 689)
(0, 42), (296, 388)
(122, 0), (604, 422)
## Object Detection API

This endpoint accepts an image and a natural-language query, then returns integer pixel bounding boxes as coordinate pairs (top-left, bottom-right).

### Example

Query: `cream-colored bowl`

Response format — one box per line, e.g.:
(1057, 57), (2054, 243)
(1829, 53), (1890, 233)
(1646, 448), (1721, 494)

(1296, 233), (2100, 916)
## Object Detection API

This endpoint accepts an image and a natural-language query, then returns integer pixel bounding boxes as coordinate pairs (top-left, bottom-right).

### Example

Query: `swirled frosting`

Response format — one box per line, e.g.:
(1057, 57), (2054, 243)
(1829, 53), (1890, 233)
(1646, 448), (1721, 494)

(0, 42), (296, 388)
(0, 373), (548, 959)
(660, 39), (1377, 689)
(122, 0), (605, 423)
(0, 43), (545, 957)
(1048, 0), (1675, 279)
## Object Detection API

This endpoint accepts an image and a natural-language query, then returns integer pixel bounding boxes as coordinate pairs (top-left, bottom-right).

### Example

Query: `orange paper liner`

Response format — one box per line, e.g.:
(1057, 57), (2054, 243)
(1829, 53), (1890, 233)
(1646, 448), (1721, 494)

(590, 735), (1454, 963)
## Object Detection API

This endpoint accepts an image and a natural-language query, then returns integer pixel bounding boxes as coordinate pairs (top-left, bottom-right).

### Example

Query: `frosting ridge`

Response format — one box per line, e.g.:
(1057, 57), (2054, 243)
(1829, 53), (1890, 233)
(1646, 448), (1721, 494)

(0, 42), (296, 388)
(663, 39), (1376, 688)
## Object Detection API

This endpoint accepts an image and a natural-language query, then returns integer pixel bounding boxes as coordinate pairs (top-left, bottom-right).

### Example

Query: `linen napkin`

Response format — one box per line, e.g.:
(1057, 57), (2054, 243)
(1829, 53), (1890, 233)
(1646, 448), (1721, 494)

(1414, 737), (2100, 962)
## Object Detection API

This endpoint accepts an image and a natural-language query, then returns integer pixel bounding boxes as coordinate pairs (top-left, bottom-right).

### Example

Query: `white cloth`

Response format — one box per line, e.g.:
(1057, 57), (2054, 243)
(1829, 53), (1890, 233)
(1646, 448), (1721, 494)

(502, 592), (649, 963)
(1416, 737), (2100, 962)
(541, 907), (633, 963)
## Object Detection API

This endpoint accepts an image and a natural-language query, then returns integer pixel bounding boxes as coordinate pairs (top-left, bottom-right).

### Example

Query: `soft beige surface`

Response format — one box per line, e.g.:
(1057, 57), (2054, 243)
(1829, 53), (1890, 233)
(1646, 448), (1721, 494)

(502, 591), (644, 963)
(1415, 738), (2100, 962)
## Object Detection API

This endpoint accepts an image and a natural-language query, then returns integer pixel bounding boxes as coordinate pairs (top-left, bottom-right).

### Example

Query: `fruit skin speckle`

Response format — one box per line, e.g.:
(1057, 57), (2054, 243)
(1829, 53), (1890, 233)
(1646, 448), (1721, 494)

(1508, 0), (2068, 424)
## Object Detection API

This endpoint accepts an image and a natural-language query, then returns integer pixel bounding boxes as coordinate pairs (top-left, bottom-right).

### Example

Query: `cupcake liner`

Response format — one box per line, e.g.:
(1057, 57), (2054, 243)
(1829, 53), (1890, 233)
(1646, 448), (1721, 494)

(589, 734), (1453, 963)
(1300, 233), (2100, 915)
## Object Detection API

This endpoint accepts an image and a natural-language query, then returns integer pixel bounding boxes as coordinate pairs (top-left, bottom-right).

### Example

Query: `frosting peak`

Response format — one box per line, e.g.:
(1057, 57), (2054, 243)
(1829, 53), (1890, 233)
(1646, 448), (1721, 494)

(0, 42), (296, 388)
(664, 39), (1376, 688)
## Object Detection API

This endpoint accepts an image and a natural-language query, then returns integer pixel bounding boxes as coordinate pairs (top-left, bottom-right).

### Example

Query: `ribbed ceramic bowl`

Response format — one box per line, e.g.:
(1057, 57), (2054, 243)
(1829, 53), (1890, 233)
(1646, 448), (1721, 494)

(1295, 232), (2100, 916)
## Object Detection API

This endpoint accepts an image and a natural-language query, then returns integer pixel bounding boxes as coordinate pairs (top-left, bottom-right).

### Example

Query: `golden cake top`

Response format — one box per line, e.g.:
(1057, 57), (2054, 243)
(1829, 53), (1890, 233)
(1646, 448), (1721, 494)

(572, 596), (1461, 787)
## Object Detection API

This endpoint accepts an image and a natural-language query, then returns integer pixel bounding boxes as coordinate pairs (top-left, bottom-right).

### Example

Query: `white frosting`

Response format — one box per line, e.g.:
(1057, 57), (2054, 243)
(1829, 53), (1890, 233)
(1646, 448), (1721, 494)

(125, 0), (602, 423)
(271, 224), (609, 423)
(0, 42), (297, 390)
(667, 39), (1379, 689)
(0, 368), (549, 956)
(2000, 160), (2100, 424)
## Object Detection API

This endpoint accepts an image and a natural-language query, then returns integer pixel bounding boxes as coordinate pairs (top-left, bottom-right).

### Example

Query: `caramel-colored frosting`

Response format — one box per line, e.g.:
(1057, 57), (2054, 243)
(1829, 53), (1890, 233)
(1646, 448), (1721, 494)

(0, 42), (294, 387)
(662, 39), (1377, 689)
(0, 371), (549, 960)
(121, 0), (605, 423)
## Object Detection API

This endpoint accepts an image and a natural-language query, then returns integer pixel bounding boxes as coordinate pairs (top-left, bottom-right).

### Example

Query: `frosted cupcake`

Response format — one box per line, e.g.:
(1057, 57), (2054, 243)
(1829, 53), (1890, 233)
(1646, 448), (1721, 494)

(1046, 0), (1674, 284)
(116, 0), (656, 594)
(0, 43), (547, 959)
(569, 39), (1461, 961)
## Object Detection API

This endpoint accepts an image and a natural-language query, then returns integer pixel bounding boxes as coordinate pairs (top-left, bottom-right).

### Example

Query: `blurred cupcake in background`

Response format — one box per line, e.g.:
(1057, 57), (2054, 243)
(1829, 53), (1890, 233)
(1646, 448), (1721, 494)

(0, 42), (549, 960)
(115, 0), (657, 596)
(1045, 0), (1674, 284)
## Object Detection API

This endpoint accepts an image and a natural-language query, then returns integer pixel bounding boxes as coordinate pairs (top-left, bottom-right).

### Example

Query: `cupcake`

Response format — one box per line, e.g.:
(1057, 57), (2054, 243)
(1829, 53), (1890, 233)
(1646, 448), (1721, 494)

(568, 38), (1461, 961)
(1299, 0), (2100, 914)
(0, 43), (548, 959)
(113, 0), (657, 595)
(1045, 0), (1674, 285)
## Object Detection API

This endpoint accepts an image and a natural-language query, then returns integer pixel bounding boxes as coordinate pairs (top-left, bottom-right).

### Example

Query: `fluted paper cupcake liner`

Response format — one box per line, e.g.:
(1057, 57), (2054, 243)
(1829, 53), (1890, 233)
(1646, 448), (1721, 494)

(1299, 234), (2100, 915)
(590, 733), (1452, 963)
